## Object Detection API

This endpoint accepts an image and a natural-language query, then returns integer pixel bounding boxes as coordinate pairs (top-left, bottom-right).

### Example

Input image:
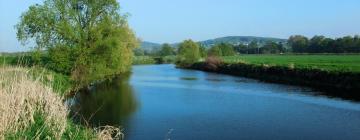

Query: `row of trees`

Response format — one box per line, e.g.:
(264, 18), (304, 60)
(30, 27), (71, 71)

(138, 41), (287, 57)
(234, 41), (285, 54)
(288, 35), (360, 53)
(157, 35), (360, 67)
(158, 35), (360, 59)
(134, 44), (176, 56)
(175, 40), (237, 67)
(208, 43), (236, 56)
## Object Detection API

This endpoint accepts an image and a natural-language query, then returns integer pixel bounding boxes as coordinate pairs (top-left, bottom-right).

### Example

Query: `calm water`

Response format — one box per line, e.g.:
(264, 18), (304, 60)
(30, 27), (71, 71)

(69, 64), (360, 140)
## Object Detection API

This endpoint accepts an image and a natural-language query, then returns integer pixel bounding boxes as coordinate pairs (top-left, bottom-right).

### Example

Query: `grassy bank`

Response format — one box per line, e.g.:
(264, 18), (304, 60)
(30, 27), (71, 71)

(133, 56), (176, 65)
(132, 56), (156, 65)
(0, 66), (122, 139)
(189, 55), (360, 100)
(223, 54), (360, 72)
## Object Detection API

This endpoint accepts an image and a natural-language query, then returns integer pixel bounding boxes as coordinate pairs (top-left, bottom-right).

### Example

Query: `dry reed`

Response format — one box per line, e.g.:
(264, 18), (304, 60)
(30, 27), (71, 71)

(0, 66), (123, 140)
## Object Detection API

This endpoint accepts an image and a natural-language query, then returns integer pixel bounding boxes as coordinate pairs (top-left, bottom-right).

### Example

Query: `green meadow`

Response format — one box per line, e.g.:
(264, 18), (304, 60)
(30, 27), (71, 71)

(222, 54), (360, 73)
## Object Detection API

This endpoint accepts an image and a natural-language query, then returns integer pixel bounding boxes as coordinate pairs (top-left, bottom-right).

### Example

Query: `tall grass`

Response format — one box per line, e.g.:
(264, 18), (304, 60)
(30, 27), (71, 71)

(0, 66), (123, 140)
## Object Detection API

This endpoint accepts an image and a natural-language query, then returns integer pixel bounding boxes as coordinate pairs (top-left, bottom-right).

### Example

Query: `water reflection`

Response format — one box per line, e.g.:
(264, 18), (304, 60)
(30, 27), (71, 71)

(67, 65), (360, 140)
(69, 73), (137, 127)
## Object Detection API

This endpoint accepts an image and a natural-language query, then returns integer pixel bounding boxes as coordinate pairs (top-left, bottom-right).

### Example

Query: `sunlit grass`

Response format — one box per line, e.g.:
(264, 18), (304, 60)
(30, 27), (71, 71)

(223, 54), (360, 72)
(0, 66), (123, 139)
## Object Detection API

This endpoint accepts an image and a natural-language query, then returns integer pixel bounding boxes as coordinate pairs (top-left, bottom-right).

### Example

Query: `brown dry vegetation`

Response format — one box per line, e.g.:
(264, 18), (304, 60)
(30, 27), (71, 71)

(0, 66), (123, 140)
(204, 56), (224, 71)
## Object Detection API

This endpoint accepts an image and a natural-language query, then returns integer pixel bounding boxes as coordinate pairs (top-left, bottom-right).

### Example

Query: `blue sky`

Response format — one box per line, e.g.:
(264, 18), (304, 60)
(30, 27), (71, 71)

(1, 0), (360, 52)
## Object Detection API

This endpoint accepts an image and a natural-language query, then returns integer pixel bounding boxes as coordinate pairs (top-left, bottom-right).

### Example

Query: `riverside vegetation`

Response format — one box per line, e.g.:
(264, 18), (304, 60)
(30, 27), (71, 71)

(2, 0), (360, 138)
(175, 37), (360, 100)
(0, 66), (122, 139)
(1, 0), (138, 139)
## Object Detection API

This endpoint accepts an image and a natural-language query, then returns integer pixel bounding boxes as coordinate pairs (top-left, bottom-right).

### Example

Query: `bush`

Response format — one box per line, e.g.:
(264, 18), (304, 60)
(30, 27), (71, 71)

(204, 56), (224, 71)
(176, 40), (202, 67)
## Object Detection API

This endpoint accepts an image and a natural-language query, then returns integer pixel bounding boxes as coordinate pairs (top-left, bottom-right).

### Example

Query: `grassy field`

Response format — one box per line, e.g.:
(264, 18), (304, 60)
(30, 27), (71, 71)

(223, 54), (360, 73)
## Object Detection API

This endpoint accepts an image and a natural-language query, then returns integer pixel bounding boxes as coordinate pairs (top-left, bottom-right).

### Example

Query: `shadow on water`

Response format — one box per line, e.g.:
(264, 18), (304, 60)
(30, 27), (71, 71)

(179, 77), (198, 81)
(68, 73), (138, 127)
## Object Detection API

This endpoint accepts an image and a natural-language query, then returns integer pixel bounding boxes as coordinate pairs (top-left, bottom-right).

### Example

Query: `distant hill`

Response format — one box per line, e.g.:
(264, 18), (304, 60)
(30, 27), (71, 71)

(140, 36), (288, 51)
(140, 41), (161, 51)
(199, 36), (287, 47)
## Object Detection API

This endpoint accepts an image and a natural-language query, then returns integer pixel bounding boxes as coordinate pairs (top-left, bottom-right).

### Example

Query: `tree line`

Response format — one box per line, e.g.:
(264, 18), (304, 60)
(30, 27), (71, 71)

(288, 35), (360, 53)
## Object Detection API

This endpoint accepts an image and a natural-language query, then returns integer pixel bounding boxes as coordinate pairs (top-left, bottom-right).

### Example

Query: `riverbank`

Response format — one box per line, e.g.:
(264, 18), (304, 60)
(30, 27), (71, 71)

(0, 66), (122, 139)
(132, 56), (176, 65)
(188, 61), (360, 101)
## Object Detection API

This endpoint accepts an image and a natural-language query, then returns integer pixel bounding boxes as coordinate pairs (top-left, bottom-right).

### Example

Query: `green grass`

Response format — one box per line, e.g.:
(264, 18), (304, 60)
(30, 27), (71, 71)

(1, 55), (73, 96)
(132, 56), (156, 65)
(133, 55), (177, 65)
(223, 54), (360, 73)
(1, 55), (17, 65)
(5, 112), (96, 140)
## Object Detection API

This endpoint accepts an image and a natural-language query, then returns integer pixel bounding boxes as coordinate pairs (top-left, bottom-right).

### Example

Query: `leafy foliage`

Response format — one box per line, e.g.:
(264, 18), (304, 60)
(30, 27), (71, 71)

(208, 43), (236, 56)
(199, 45), (208, 58)
(176, 40), (202, 67)
(260, 41), (285, 54)
(159, 43), (175, 56)
(288, 35), (360, 53)
(16, 0), (138, 87)
(208, 45), (222, 56)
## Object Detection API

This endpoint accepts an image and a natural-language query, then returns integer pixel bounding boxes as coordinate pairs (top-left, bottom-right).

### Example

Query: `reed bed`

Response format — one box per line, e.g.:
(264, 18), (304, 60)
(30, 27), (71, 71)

(0, 66), (123, 140)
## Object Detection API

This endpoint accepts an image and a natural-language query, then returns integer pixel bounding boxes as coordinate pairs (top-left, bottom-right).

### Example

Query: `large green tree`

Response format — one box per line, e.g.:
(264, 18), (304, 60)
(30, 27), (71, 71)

(308, 35), (326, 53)
(159, 43), (175, 56)
(288, 35), (309, 53)
(17, 0), (138, 87)
(176, 40), (201, 67)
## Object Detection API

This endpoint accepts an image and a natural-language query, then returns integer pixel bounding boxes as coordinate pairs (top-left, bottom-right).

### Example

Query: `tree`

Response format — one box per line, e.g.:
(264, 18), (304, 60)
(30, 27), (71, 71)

(340, 36), (355, 53)
(353, 35), (360, 53)
(16, 0), (138, 87)
(208, 46), (222, 56)
(47, 45), (75, 74)
(133, 48), (145, 56)
(288, 35), (309, 53)
(320, 38), (335, 53)
(199, 44), (208, 58)
(234, 43), (247, 54)
(208, 43), (236, 56)
(159, 43), (175, 56)
(176, 40), (201, 67)
(218, 43), (236, 56)
(308, 35), (326, 53)
(248, 41), (259, 54)
(261, 41), (283, 54)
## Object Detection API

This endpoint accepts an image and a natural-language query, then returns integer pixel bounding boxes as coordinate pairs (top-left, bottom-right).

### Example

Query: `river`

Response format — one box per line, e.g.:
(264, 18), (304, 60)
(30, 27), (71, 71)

(69, 64), (360, 140)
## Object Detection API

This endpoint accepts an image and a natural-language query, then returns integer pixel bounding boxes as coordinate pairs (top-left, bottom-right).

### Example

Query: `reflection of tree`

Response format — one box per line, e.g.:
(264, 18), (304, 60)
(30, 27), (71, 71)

(71, 73), (137, 127)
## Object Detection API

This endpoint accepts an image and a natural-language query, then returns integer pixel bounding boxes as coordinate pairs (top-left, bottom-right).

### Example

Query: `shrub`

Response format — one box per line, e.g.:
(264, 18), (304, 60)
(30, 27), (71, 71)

(176, 40), (202, 67)
(204, 56), (224, 71)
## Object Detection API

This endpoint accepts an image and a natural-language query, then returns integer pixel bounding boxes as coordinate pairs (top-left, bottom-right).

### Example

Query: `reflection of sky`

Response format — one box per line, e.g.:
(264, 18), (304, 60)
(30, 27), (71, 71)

(70, 64), (360, 140)
(125, 64), (360, 140)
(131, 65), (360, 111)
